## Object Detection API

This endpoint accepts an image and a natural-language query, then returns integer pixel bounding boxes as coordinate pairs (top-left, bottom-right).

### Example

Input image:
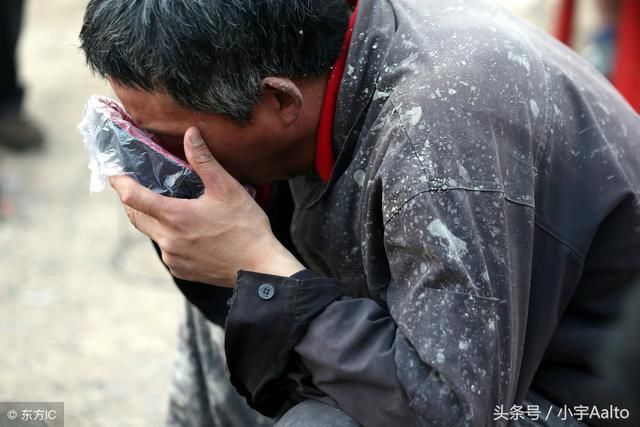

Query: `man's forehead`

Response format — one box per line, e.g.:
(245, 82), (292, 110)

(109, 80), (195, 133)
(110, 82), (173, 115)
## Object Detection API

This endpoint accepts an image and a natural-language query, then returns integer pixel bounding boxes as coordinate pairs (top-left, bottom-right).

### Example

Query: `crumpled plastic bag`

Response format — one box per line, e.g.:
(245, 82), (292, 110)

(78, 95), (205, 199)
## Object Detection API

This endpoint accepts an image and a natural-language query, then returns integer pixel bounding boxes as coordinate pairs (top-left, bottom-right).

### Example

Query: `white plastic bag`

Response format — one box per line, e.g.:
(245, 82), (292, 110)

(78, 96), (204, 198)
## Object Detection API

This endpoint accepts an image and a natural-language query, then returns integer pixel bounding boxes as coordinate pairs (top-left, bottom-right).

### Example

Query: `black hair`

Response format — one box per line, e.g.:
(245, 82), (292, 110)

(80, 0), (349, 122)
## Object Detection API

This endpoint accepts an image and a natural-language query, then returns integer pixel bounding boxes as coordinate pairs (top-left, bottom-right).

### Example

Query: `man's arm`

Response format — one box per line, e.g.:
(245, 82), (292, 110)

(225, 189), (530, 426)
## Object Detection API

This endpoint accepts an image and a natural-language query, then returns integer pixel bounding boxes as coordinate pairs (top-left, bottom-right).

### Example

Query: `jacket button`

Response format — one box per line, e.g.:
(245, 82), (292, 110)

(258, 284), (275, 300)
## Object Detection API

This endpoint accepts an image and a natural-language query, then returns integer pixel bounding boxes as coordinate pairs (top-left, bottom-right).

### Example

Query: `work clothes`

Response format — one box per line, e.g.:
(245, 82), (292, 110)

(166, 0), (640, 425)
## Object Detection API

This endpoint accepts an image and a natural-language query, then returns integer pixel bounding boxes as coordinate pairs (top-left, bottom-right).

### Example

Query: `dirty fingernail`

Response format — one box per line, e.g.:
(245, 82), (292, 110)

(189, 129), (205, 147)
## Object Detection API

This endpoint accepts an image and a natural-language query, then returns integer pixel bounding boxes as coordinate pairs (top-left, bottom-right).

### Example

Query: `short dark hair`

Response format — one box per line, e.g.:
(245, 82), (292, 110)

(80, 0), (349, 122)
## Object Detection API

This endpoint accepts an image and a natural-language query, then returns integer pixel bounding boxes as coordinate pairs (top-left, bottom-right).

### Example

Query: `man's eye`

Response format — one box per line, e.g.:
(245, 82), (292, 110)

(153, 133), (181, 147)
(156, 135), (187, 161)
(157, 135), (178, 145)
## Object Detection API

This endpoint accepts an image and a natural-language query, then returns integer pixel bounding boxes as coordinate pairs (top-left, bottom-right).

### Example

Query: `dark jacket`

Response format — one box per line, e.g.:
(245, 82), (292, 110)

(172, 0), (640, 425)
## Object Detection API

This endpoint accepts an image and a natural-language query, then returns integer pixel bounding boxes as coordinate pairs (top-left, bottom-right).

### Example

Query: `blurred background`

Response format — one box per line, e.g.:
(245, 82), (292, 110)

(0, 1), (634, 426)
(0, 1), (181, 426)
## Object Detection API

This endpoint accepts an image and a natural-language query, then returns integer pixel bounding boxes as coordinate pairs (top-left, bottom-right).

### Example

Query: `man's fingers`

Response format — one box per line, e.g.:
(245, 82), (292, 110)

(184, 127), (233, 192)
(109, 175), (170, 219)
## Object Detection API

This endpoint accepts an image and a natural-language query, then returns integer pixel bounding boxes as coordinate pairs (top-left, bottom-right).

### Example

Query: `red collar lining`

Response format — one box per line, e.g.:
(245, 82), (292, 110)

(314, 2), (359, 182)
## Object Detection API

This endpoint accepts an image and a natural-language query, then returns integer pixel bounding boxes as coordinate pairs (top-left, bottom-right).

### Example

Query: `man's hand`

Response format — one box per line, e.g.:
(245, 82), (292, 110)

(109, 127), (305, 287)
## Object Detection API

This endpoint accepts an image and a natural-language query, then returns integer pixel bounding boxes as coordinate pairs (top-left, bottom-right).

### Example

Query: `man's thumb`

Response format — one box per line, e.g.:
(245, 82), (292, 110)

(184, 127), (224, 188)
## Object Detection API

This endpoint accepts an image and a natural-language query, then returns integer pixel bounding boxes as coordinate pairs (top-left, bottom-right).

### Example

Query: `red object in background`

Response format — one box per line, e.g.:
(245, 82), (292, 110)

(555, 0), (639, 112)
(611, 0), (640, 111)
(555, 0), (575, 45)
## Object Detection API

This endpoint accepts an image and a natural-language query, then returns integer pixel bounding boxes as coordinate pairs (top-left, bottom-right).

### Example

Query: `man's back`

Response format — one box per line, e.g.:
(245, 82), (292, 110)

(288, 0), (639, 423)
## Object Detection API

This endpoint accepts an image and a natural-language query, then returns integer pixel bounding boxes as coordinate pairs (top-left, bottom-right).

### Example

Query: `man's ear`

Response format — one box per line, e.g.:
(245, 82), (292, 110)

(262, 77), (303, 126)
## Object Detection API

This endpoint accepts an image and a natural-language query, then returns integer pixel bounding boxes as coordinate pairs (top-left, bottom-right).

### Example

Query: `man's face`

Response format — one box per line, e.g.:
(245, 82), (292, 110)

(110, 81), (314, 186)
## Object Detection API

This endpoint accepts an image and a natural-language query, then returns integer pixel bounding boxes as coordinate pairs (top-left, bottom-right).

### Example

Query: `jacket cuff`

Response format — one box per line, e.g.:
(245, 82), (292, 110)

(224, 269), (344, 417)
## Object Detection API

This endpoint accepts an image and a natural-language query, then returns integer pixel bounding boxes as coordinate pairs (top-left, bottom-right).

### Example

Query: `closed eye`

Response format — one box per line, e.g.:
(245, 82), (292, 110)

(143, 128), (187, 161)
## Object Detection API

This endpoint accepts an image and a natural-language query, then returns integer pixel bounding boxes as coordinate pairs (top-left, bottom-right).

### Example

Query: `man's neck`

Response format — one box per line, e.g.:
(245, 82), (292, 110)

(291, 74), (329, 177)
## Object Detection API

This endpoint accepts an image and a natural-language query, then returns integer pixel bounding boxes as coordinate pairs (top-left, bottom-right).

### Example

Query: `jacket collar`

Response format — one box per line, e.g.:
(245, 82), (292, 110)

(314, 1), (360, 182)
(304, 0), (396, 200)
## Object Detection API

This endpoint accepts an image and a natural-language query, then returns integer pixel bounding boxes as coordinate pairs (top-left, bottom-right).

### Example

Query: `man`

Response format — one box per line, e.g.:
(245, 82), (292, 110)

(0, 0), (43, 150)
(80, 0), (640, 426)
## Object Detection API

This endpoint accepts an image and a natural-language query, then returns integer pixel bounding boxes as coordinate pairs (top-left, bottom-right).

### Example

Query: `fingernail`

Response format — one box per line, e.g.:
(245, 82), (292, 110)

(189, 129), (205, 147)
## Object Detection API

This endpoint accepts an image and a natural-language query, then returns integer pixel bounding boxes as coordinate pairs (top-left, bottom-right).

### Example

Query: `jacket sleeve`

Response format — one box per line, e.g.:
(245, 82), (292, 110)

(225, 188), (529, 426)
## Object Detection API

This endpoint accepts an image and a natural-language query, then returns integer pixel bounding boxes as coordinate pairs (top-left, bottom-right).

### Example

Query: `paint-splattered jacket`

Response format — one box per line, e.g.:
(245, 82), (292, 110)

(169, 0), (640, 426)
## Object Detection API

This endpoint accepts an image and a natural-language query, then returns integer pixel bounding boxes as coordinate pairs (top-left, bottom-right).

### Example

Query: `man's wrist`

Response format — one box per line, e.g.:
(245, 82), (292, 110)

(245, 238), (305, 278)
